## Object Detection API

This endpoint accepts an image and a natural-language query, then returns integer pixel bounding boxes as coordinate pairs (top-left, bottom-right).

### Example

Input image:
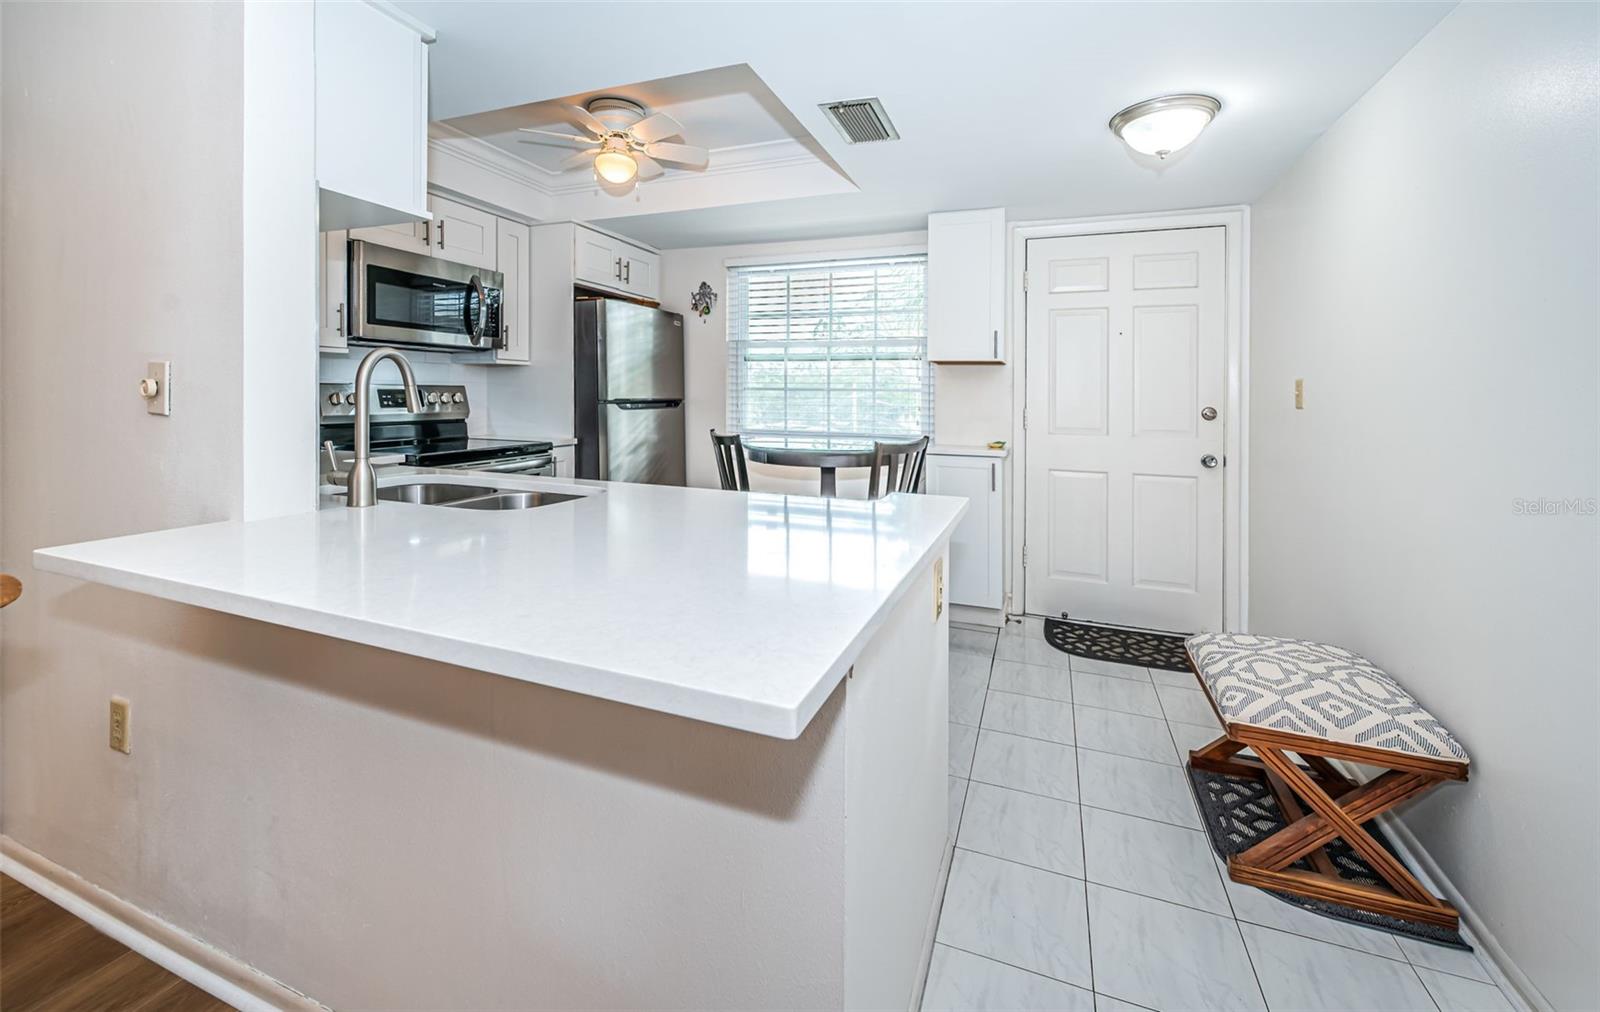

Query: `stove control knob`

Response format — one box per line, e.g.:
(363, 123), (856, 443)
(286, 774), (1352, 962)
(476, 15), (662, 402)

(451, 392), (465, 404)
(426, 391), (441, 405)
(327, 392), (342, 407)
(343, 392), (357, 405)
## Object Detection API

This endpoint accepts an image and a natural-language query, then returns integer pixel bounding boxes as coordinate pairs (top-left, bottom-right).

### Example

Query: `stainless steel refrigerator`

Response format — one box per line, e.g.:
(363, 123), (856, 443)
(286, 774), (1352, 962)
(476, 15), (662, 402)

(574, 297), (686, 485)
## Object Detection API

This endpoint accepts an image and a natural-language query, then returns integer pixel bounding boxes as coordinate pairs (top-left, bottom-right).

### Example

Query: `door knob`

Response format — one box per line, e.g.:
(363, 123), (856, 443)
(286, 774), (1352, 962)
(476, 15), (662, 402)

(1201, 406), (1217, 421)
(1201, 455), (1219, 469)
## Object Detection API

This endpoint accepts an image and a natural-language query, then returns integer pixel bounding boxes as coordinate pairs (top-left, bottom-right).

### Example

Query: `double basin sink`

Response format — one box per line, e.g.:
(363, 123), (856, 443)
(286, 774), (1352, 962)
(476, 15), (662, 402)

(377, 482), (584, 511)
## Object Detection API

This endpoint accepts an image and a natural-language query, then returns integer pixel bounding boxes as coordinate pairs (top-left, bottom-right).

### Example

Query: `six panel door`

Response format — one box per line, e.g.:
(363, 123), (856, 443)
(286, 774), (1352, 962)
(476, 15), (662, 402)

(1023, 227), (1226, 632)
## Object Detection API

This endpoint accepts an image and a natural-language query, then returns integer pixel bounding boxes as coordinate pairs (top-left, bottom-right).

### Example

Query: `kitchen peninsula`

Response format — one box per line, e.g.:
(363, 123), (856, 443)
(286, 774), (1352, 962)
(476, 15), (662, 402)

(34, 474), (965, 1009)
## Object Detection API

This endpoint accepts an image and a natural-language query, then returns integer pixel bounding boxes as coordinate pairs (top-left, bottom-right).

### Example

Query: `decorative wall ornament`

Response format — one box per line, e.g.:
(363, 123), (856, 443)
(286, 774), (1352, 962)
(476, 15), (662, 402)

(690, 281), (718, 322)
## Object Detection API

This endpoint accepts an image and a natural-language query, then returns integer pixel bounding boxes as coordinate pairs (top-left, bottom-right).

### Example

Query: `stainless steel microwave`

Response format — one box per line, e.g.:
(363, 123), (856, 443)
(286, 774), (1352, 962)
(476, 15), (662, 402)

(348, 239), (504, 353)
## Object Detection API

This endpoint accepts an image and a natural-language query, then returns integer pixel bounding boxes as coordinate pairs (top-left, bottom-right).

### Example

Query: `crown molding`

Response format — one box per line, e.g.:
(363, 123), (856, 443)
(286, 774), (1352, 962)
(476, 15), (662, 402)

(429, 124), (832, 199)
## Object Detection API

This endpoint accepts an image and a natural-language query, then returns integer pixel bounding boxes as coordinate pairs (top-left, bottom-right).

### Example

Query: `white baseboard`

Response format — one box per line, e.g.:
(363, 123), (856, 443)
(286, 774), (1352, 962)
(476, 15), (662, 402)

(1375, 814), (1552, 1012)
(1, 836), (325, 1012)
(949, 604), (1005, 629)
(1308, 767), (1547, 1012)
(907, 837), (958, 1012)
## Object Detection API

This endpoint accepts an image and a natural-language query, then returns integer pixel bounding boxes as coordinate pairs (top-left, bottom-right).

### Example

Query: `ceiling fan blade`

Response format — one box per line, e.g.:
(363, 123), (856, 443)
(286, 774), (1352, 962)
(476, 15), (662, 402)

(629, 111), (684, 145)
(633, 152), (665, 180)
(642, 141), (709, 170)
(559, 104), (610, 138)
(516, 127), (596, 147)
(559, 148), (602, 171)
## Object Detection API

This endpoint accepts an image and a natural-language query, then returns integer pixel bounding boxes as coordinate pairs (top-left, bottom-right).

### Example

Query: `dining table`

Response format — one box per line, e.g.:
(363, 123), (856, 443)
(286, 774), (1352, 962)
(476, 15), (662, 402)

(740, 437), (880, 498)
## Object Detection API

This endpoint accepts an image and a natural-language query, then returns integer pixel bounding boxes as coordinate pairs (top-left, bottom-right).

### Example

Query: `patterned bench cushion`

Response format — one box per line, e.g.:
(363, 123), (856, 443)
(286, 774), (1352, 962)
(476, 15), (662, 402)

(1185, 633), (1469, 764)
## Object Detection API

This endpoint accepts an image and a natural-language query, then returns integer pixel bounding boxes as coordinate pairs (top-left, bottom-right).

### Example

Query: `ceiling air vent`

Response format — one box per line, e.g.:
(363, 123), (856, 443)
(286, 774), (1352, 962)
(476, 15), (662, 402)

(819, 97), (900, 144)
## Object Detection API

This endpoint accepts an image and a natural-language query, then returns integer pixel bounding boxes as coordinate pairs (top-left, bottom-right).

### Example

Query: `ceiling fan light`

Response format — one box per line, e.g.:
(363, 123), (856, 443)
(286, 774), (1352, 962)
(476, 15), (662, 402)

(594, 149), (638, 184)
(1109, 94), (1221, 159)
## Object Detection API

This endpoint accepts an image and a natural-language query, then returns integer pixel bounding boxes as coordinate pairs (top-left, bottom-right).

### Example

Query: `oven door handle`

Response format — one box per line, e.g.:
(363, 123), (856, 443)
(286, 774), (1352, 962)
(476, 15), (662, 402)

(451, 454), (554, 474)
(465, 275), (488, 345)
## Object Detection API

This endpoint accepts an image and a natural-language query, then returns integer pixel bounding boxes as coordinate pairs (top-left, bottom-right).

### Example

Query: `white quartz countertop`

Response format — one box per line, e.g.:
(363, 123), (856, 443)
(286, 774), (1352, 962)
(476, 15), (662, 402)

(34, 474), (965, 739)
(928, 443), (1009, 459)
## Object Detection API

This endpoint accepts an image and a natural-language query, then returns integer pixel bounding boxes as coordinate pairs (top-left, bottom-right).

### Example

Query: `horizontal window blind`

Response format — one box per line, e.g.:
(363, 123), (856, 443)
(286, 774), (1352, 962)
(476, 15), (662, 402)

(726, 254), (931, 446)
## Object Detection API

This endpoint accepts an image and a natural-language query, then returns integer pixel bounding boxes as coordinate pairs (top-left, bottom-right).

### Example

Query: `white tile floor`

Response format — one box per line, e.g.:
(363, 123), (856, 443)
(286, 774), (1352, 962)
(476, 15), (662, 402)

(928, 618), (1520, 1012)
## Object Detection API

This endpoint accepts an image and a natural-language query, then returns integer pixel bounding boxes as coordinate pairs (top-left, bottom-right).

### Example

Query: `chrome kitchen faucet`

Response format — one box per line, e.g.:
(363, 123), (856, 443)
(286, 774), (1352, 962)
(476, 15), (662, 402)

(346, 347), (422, 508)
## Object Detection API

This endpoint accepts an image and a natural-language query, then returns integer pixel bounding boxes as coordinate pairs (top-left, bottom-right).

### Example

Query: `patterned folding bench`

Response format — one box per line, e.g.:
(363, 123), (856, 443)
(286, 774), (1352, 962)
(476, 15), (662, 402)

(1184, 632), (1470, 930)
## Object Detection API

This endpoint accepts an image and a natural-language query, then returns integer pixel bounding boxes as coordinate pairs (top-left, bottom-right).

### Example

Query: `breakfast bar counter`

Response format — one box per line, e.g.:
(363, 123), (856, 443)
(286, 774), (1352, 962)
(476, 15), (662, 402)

(35, 474), (964, 739)
(32, 473), (965, 1009)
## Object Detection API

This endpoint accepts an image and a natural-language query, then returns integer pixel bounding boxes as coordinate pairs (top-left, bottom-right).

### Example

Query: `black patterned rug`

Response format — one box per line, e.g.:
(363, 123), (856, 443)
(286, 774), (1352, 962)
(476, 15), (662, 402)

(1043, 618), (1191, 672)
(1187, 764), (1469, 949)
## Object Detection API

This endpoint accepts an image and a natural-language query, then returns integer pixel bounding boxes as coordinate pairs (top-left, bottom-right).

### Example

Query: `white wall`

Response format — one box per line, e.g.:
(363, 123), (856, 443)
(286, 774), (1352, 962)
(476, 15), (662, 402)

(660, 231), (934, 494)
(1249, 5), (1598, 1009)
(243, 2), (317, 519)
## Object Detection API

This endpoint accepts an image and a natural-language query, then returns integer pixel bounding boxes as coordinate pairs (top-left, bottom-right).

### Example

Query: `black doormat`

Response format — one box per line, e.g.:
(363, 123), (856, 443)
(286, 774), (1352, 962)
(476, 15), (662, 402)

(1186, 764), (1470, 949)
(1043, 618), (1192, 672)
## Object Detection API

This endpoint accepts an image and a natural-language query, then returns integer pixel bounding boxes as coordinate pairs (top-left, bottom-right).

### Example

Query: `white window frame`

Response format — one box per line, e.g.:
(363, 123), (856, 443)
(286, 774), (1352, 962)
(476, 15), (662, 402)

(723, 246), (932, 445)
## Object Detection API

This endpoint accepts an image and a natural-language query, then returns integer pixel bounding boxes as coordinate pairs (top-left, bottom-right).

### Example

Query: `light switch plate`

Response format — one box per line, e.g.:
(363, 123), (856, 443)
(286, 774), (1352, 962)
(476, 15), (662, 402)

(109, 696), (131, 754)
(146, 360), (171, 416)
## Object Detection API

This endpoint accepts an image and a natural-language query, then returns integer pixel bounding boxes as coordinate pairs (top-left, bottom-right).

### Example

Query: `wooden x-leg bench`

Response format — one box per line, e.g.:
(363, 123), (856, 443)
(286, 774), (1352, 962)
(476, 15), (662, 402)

(1184, 633), (1471, 931)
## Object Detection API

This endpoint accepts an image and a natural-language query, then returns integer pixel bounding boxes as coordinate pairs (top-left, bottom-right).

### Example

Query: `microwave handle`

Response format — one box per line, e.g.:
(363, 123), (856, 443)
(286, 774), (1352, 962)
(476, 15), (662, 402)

(465, 275), (487, 345)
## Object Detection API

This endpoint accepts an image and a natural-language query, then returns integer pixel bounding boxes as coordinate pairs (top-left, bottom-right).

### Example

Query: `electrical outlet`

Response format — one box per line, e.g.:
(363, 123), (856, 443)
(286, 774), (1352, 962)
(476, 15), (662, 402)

(1294, 378), (1304, 410)
(933, 558), (945, 620)
(109, 697), (131, 754)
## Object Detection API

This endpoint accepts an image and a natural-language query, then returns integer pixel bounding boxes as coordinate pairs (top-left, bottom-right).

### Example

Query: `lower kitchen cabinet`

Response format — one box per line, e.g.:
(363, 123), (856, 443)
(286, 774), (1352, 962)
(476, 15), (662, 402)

(554, 444), (576, 478)
(925, 451), (1004, 609)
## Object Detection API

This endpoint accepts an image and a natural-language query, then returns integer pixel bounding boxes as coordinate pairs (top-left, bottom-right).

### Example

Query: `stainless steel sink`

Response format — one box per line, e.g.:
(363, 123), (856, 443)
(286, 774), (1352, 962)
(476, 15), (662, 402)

(446, 491), (584, 511)
(377, 483), (499, 505)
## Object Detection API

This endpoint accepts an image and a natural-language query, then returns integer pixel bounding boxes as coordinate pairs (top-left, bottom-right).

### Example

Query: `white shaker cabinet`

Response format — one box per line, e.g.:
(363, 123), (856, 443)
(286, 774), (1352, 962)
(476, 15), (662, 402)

(553, 445), (576, 478)
(572, 224), (661, 302)
(619, 247), (659, 300)
(925, 450), (1005, 609)
(315, 0), (431, 230)
(928, 208), (1006, 363)
(349, 219), (430, 255)
(319, 230), (348, 353)
(495, 220), (531, 364)
(429, 195), (500, 271)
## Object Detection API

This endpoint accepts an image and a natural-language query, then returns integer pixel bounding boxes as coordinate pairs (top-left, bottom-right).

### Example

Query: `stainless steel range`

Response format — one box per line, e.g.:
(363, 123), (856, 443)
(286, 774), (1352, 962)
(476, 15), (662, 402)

(319, 383), (555, 476)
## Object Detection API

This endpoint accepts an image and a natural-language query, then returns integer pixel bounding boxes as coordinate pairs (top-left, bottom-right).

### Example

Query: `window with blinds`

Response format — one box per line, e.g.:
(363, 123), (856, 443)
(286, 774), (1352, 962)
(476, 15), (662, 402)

(725, 254), (931, 446)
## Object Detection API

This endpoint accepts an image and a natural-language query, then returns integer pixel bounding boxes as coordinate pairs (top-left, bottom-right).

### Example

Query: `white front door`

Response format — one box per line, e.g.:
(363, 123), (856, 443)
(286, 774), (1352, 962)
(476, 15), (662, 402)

(1024, 227), (1226, 632)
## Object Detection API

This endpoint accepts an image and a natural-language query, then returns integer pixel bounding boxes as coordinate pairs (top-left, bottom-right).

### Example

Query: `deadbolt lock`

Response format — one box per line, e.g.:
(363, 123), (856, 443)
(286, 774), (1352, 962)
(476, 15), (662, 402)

(1201, 406), (1218, 421)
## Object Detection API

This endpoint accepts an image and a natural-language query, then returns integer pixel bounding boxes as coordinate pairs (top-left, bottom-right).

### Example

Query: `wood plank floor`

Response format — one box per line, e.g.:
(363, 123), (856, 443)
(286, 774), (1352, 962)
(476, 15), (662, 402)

(1, 873), (232, 1011)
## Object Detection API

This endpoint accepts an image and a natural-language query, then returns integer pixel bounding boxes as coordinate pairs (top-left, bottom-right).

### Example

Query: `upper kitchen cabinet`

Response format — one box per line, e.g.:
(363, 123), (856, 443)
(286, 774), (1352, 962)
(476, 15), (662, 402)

(429, 196), (499, 271)
(315, 0), (432, 231)
(573, 224), (661, 302)
(319, 230), (349, 354)
(928, 208), (1006, 363)
(349, 195), (497, 268)
(495, 221), (531, 364)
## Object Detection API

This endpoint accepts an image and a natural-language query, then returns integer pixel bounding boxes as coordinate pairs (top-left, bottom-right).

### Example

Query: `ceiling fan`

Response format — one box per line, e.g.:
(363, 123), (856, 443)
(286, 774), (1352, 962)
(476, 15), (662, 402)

(518, 98), (709, 188)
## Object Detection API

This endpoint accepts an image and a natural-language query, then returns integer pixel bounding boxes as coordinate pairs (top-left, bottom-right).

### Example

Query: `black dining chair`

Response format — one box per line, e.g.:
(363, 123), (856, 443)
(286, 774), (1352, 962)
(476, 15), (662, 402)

(867, 436), (930, 499)
(710, 430), (751, 491)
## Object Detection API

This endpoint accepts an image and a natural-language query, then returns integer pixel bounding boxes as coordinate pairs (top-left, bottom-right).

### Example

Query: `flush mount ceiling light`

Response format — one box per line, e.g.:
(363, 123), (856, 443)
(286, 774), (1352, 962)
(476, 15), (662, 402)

(517, 97), (709, 191)
(1109, 94), (1221, 159)
(592, 136), (638, 185)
